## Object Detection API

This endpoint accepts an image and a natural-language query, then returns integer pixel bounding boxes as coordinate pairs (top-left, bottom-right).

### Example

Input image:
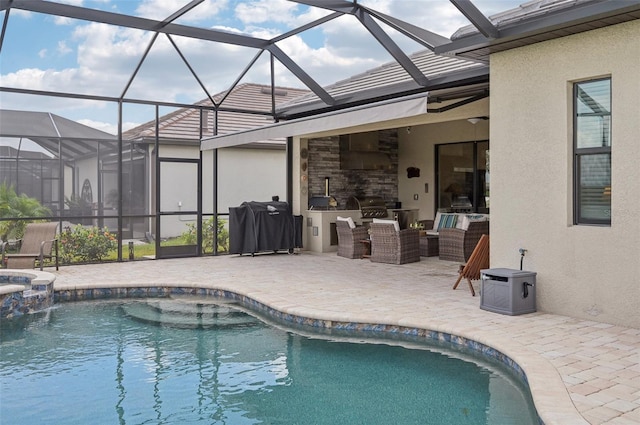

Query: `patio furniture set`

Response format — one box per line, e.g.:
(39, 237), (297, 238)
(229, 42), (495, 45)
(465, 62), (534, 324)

(336, 212), (489, 266)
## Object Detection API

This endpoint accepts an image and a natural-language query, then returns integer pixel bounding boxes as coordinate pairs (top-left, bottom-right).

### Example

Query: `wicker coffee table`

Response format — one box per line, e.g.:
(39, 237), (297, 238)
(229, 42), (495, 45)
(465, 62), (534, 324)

(419, 234), (439, 257)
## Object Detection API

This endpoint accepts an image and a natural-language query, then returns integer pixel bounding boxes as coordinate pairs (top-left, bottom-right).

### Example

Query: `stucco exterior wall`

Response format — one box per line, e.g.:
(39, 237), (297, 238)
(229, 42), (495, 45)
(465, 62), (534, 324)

(490, 21), (640, 327)
(217, 148), (286, 211)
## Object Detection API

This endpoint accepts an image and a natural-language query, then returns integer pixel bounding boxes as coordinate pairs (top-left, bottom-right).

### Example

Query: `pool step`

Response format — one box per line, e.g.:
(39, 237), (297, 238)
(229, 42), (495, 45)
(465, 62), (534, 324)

(121, 298), (259, 329)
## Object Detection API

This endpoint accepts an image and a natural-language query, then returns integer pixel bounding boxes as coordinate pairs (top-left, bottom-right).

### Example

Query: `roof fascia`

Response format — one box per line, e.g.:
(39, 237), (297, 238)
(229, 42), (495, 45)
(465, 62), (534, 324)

(435, 0), (640, 57)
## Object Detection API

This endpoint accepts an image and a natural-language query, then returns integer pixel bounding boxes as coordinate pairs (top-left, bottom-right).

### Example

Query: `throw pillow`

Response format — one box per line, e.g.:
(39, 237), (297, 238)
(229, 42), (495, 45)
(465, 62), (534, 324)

(437, 213), (458, 230)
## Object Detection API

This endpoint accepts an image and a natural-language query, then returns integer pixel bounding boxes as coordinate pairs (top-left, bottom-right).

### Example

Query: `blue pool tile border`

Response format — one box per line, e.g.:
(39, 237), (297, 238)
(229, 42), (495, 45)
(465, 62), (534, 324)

(0, 275), (32, 284)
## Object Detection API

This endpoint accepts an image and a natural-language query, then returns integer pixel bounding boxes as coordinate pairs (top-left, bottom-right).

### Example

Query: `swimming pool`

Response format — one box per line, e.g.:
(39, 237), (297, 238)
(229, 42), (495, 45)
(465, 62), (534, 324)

(1, 298), (538, 424)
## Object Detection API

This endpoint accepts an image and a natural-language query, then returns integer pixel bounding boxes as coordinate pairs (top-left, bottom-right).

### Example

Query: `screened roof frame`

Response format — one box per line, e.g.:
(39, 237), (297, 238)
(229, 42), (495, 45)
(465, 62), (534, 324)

(2, 0), (636, 123)
(0, 0), (498, 122)
(2, 0), (635, 150)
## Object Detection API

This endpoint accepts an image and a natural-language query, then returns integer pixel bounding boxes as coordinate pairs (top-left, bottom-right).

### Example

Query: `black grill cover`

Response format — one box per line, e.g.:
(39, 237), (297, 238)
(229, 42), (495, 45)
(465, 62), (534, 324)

(229, 201), (299, 255)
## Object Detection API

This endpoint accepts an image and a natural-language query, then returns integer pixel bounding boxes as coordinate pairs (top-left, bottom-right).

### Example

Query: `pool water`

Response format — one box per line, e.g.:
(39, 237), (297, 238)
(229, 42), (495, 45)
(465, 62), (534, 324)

(0, 299), (539, 425)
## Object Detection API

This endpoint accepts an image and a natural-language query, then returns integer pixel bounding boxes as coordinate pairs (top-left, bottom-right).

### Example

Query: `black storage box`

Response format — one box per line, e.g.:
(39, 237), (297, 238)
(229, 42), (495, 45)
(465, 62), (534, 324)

(480, 268), (537, 315)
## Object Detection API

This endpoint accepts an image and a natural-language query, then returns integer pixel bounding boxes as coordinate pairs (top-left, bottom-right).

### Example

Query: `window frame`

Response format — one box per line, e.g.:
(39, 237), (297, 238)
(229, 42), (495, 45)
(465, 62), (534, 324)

(573, 77), (612, 226)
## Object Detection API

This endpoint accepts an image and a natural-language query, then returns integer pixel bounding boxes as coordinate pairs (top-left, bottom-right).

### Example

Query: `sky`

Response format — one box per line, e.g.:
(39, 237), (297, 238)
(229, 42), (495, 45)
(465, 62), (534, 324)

(0, 0), (524, 135)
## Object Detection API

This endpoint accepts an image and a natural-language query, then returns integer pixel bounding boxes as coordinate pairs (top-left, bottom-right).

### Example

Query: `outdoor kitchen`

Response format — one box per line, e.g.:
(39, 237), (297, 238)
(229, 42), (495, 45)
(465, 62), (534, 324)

(302, 129), (419, 253)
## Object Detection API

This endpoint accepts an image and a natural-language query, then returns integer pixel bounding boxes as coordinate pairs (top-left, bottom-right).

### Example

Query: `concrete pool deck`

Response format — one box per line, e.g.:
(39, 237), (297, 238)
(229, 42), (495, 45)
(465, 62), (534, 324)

(51, 252), (639, 425)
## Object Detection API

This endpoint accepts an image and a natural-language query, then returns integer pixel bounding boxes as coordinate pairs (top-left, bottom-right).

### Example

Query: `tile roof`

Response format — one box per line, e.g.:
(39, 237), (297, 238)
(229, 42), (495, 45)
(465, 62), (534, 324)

(277, 49), (486, 117)
(124, 83), (310, 146)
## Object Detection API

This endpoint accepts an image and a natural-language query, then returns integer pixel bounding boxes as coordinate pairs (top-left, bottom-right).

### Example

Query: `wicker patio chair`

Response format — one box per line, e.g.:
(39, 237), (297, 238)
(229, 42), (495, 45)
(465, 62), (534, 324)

(2, 222), (59, 271)
(369, 222), (420, 265)
(336, 219), (369, 259)
(453, 234), (489, 296)
(438, 220), (489, 263)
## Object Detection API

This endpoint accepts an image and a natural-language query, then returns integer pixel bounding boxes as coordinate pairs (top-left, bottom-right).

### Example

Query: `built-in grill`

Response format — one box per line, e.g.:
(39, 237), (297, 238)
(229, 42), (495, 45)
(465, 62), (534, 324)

(345, 195), (388, 219)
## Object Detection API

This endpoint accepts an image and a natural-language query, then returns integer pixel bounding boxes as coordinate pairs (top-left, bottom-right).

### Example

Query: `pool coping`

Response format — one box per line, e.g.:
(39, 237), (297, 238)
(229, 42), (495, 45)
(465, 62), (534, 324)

(53, 282), (590, 425)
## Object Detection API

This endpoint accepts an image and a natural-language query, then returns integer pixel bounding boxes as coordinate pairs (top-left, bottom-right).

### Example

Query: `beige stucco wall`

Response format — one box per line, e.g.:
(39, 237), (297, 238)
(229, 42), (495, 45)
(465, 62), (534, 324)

(490, 21), (640, 327)
(217, 148), (286, 210)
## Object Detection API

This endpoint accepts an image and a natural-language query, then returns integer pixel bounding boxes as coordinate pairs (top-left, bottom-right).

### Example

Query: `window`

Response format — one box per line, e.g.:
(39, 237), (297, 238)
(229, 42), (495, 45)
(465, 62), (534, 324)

(436, 141), (489, 214)
(574, 78), (611, 225)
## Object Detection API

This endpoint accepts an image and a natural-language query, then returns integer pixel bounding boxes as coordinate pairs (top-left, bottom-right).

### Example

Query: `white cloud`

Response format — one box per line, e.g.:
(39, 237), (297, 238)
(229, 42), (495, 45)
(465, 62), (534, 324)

(38, 49), (48, 59)
(53, 16), (76, 26)
(57, 41), (72, 55)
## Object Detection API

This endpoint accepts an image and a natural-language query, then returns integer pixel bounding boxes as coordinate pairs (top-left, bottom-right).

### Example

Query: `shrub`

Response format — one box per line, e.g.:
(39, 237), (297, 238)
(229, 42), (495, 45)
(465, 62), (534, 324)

(60, 224), (118, 264)
(0, 183), (51, 240)
(181, 217), (229, 254)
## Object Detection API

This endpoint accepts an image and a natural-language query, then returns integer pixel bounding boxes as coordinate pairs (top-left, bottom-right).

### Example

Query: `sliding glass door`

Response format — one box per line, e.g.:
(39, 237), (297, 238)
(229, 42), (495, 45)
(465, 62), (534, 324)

(436, 141), (489, 214)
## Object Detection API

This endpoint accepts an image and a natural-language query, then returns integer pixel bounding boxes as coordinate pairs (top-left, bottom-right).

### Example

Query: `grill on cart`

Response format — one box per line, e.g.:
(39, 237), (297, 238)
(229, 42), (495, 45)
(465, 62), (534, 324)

(229, 201), (301, 256)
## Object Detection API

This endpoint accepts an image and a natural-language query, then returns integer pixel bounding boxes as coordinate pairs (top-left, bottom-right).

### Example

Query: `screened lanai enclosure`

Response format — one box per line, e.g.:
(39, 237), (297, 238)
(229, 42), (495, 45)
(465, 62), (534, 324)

(1, 0), (525, 264)
(0, 109), (159, 261)
(0, 105), (231, 262)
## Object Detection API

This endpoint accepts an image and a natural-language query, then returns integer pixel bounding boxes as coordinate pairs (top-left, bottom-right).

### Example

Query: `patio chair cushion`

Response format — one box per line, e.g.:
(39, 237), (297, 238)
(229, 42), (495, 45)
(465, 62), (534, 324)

(336, 216), (356, 229)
